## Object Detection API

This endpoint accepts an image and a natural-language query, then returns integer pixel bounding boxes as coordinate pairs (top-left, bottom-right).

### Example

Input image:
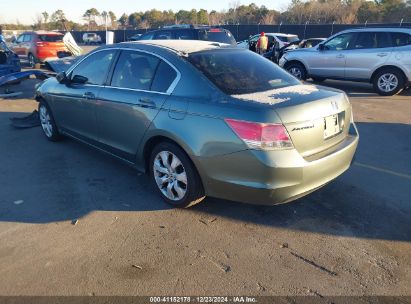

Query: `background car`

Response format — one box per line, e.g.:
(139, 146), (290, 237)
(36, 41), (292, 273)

(128, 33), (142, 41)
(0, 39), (21, 76)
(10, 31), (69, 67)
(239, 33), (300, 52)
(35, 40), (358, 208)
(82, 33), (102, 45)
(136, 25), (236, 46)
(279, 28), (411, 95)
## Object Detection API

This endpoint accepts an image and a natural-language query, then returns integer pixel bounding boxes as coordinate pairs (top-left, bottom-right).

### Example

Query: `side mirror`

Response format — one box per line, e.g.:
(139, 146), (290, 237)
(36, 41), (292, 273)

(71, 75), (88, 84)
(318, 44), (325, 51)
(56, 72), (67, 83)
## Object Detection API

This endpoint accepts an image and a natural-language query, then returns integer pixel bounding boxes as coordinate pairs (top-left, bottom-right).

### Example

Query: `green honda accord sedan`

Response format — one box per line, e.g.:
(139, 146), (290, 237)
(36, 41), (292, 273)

(35, 40), (359, 208)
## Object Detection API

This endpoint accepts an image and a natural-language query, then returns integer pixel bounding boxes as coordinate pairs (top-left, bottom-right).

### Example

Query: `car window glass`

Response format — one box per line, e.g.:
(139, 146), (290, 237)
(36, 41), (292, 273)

(187, 49), (300, 95)
(111, 50), (160, 91)
(140, 32), (154, 40)
(249, 35), (259, 42)
(23, 35), (31, 42)
(353, 32), (391, 49)
(16, 35), (24, 43)
(38, 35), (63, 42)
(324, 33), (355, 51)
(198, 29), (236, 45)
(390, 32), (411, 47)
(151, 61), (177, 93)
(155, 31), (173, 40)
(71, 50), (116, 85)
(175, 30), (194, 40)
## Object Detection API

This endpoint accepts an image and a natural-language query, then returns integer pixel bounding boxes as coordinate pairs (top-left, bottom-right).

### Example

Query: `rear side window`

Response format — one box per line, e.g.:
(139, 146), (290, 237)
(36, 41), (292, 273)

(187, 49), (299, 95)
(151, 61), (177, 92)
(175, 30), (194, 40)
(154, 31), (173, 40)
(390, 32), (411, 47)
(139, 32), (154, 40)
(71, 50), (116, 85)
(111, 50), (160, 91)
(38, 35), (63, 42)
(198, 29), (236, 46)
(353, 32), (391, 49)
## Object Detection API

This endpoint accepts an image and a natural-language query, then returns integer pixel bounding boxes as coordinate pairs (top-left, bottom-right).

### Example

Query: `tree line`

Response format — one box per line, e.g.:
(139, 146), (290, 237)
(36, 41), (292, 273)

(1, 0), (410, 31)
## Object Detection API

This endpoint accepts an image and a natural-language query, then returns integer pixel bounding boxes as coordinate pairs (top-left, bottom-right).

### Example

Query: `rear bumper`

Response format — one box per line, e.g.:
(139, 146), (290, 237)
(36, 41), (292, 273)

(196, 123), (359, 205)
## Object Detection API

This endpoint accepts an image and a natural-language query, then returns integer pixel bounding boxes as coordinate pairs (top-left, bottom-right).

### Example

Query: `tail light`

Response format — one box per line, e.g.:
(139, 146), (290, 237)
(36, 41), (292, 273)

(36, 42), (46, 47)
(225, 119), (293, 150)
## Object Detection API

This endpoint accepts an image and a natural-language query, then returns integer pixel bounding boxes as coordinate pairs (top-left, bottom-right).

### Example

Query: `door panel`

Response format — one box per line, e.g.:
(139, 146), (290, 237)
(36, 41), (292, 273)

(344, 32), (393, 80)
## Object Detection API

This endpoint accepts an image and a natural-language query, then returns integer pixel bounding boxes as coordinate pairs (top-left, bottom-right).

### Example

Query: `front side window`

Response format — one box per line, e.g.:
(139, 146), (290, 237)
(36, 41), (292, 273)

(324, 33), (355, 51)
(111, 50), (159, 91)
(23, 35), (31, 42)
(353, 32), (391, 49)
(390, 32), (411, 47)
(70, 50), (116, 85)
(187, 49), (299, 95)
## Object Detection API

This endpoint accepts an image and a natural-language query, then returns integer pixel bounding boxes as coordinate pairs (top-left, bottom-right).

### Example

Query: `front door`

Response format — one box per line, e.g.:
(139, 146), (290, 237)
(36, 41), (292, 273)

(49, 49), (117, 140)
(308, 32), (356, 78)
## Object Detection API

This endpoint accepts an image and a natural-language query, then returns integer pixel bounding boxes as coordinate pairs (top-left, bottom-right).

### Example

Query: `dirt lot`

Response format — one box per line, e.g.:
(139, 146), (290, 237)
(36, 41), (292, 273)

(0, 78), (410, 297)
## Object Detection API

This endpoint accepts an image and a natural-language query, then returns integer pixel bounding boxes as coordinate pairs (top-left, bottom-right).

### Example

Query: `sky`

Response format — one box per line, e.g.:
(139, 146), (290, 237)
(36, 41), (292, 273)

(0, 0), (291, 25)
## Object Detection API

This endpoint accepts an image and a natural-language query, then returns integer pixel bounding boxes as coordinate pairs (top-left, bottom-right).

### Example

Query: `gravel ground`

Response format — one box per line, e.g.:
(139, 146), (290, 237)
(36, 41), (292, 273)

(0, 78), (410, 297)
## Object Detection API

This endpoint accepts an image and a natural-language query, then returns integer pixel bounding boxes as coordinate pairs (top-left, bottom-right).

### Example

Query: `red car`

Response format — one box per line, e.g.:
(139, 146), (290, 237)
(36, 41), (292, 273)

(11, 31), (70, 67)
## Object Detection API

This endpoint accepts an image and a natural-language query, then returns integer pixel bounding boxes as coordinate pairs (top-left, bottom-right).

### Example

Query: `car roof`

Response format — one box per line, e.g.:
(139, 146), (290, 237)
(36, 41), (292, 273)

(122, 40), (232, 54)
(339, 27), (411, 34)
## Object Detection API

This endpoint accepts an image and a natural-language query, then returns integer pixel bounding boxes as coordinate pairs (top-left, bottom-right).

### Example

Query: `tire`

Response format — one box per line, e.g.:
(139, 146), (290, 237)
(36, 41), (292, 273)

(28, 53), (36, 68)
(311, 77), (326, 82)
(286, 62), (307, 80)
(149, 142), (205, 208)
(373, 68), (405, 96)
(38, 101), (61, 142)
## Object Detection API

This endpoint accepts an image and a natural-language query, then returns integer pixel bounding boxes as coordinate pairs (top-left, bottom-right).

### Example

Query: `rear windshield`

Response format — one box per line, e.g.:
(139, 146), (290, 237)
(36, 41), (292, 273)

(198, 29), (236, 46)
(38, 35), (63, 42)
(187, 49), (299, 95)
(277, 36), (299, 43)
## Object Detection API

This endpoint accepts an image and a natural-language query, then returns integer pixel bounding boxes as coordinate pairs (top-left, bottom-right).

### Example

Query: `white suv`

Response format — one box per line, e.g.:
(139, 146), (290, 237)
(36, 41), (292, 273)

(279, 28), (411, 95)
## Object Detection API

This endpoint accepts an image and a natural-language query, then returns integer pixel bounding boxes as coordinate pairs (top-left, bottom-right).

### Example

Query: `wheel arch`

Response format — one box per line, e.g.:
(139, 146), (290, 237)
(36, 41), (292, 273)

(370, 65), (407, 84)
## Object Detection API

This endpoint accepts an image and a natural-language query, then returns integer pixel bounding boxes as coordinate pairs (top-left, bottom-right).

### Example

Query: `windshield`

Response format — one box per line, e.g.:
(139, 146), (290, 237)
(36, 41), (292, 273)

(277, 36), (299, 43)
(38, 35), (63, 42)
(187, 49), (299, 95)
(198, 29), (236, 46)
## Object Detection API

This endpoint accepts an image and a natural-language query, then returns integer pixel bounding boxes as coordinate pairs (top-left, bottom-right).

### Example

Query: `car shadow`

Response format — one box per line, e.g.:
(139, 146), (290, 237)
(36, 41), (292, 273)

(0, 111), (410, 242)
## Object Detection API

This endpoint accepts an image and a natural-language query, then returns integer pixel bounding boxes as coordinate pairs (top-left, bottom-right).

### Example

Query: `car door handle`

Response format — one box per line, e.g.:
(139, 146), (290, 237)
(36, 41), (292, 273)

(82, 92), (95, 99)
(138, 98), (155, 108)
(336, 54), (345, 58)
(377, 53), (388, 57)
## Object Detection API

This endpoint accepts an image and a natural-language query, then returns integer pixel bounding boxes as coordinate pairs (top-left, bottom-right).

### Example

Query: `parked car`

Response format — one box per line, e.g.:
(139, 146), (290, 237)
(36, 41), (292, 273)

(238, 33), (300, 52)
(136, 25), (236, 46)
(35, 40), (358, 208)
(279, 28), (411, 95)
(128, 34), (142, 41)
(264, 38), (326, 63)
(10, 31), (70, 67)
(82, 33), (102, 45)
(0, 39), (21, 76)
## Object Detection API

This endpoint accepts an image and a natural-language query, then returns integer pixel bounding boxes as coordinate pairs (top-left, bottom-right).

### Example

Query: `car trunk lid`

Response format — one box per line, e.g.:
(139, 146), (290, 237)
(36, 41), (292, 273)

(232, 84), (352, 158)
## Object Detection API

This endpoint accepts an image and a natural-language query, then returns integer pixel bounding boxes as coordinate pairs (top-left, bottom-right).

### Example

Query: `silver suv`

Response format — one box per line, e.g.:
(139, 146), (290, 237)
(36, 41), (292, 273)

(279, 28), (411, 95)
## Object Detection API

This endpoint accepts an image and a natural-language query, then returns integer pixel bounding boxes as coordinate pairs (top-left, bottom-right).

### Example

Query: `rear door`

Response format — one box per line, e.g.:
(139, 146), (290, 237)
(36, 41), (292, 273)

(95, 50), (179, 159)
(12, 34), (25, 56)
(344, 32), (393, 80)
(308, 32), (356, 78)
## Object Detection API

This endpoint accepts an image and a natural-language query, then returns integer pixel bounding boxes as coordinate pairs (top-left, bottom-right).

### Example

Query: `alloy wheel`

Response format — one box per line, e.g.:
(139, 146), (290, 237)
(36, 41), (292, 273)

(153, 151), (188, 201)
(288, 67), (302, 79)
(39, 105), (53, 138)
(377, 73), (398, 93)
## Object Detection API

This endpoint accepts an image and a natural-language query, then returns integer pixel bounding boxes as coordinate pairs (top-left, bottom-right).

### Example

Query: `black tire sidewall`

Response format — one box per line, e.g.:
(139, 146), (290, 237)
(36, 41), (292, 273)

(286, 62), (307, 80)
(373, 69), (404, 96)
(38, 101), (60, 141)
(149, 142), (204, 208)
